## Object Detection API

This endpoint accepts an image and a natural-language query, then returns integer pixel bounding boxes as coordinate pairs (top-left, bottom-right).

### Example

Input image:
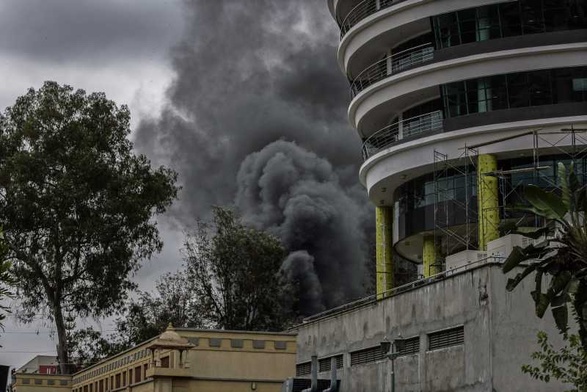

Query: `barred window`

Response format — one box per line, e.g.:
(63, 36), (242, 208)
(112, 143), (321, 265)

(428, 326), (465, 350)
(296, 362), (312, 376)
(318, 355), (344, 372)
(252, 340), (266, 349)
(398, 336), (420, 356)
(231, 339), (244, 349)
(350, 346), (384, 366)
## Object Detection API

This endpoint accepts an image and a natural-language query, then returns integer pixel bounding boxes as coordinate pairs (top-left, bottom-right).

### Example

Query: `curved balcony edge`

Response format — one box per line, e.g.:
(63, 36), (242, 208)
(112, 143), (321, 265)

(348, 42), (587, 131)
(350, 43), (434, 98)
(349, 29), (586, 100)
(359, 115), (587, 200)
(328, 0), (336, 18)
(362, 110), (443, 160)
(337, 0), (506, 73)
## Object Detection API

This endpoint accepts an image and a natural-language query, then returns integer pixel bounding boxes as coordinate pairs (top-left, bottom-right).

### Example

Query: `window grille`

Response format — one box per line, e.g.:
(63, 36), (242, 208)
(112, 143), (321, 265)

(252, 340), (266, 349)
(274, 341), (287, 350)
(428, 326), (464, 350)
(319, 355), (344, 372)
(209, 338), (222, 347)
(296, 362), (312, 376)
(231, 339), (244, 348)
(350, 346), (384, 366)
(398, 336), (420, 356)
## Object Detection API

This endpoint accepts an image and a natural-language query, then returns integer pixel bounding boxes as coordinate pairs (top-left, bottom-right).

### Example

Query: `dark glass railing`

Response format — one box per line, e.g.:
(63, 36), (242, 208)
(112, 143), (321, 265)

(362, 110), (443, 160)
(350, 43), (434, 97)
(340, 0), (410, 38)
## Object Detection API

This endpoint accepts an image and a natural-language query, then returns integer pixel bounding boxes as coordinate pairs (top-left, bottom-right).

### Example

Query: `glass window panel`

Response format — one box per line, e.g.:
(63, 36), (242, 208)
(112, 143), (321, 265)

(499, 3), (522, 37)
(528, 71), (553, 106)
(520, 0), (545, 34)
(458, 9), (477, 44)
(507, 73), (530, 108)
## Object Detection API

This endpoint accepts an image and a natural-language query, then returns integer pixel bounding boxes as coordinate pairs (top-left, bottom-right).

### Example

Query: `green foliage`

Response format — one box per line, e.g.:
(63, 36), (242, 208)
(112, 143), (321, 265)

(522, 332), (587, 391)
(502, 163), (587, 350)
(67, 327), (120, 369)
(0, 260), (15, 333)
(113, 271), (203, 347)
(0, 81), (178, 373)
(67, 208), (289, 363)
(0, 230), (15, 333)
(68, 271), (202, 365)
(185, 206), (291, 331)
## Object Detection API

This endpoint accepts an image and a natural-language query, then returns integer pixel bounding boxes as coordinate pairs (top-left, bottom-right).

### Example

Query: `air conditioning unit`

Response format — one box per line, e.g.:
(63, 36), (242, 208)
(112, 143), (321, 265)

(445, 250), (487, 270)
(487, 234), (533, 262)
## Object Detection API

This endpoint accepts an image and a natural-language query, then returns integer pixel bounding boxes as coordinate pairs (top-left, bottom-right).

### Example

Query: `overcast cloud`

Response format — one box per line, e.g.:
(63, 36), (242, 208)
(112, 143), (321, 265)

(0, 0), (185, 369)
(0, 0), (374, 369)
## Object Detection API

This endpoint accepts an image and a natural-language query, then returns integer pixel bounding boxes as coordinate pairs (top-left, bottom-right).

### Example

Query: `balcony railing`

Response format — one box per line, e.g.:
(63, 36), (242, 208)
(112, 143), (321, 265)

(350, 43), (434, 97)
(362, 110), (443, 160)
(340, 0), (410, 38)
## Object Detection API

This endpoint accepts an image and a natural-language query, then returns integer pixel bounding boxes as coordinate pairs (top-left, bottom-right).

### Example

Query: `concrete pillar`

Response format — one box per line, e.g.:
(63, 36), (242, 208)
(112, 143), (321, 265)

(376, 206), (394, 299)
(477, 154), (499, 250)
(422, 236), (440, 277)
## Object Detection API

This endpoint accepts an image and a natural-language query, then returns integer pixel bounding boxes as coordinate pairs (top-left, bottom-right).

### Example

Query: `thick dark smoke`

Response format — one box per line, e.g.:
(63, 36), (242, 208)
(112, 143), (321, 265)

(134, 0), (375, 314)
(236, 141), (371, 313)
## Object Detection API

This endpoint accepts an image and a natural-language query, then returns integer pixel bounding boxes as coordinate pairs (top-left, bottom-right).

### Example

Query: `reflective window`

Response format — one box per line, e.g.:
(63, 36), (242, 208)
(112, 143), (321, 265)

(442, 67), (587, 118)
(396, 169), (476, 214)
(433, 0), (587, 49)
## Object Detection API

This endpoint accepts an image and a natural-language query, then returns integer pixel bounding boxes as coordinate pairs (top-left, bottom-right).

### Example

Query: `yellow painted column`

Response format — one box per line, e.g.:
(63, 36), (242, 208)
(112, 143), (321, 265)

(376, 206), (393, 299)
(422, 236), (440, 277)
(477, 154), (499, 250)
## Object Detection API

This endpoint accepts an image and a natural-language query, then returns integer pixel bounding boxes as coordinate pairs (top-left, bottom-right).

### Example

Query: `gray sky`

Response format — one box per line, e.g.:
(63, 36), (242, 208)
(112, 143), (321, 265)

(0, 0), (185, 369)
(0, 0), (371, 370)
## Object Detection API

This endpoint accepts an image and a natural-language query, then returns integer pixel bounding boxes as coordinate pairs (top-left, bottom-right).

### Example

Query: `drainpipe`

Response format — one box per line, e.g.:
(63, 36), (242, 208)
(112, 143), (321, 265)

(324, 357), (338, 392)
(301, 356), (318, 392)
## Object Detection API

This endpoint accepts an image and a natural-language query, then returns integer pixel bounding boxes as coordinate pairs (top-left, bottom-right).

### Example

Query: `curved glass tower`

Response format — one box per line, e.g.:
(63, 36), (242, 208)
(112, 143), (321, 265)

(328, 0), (587, 296)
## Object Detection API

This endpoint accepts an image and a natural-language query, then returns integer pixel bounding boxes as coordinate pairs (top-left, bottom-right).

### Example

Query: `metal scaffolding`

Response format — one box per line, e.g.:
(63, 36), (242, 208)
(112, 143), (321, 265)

(432, 146), (478, 265)
(432, 126), (587, 259)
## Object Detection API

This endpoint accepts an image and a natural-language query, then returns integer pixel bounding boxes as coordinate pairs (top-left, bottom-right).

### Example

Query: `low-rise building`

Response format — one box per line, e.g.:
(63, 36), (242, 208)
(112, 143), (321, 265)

(13, 328), (297, 392)
(292, 258), (568, 392)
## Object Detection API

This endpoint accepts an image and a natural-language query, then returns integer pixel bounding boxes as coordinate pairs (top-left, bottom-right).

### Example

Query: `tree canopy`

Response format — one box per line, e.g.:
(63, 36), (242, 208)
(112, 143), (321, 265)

(0, 229), (14, 335)
(67, 270), (201, 368)
(66, 207), (291, 363)
(522, 332), (587, 391)
(0, 81), (178, 373)
(185, 206), (290, 331)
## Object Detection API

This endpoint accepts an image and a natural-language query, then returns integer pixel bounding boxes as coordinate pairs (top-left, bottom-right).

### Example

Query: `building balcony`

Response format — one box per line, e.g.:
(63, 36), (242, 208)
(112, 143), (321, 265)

(362, 110), (443, 160)
(350, 43), (434, 98)
(339, 0), (409, 38)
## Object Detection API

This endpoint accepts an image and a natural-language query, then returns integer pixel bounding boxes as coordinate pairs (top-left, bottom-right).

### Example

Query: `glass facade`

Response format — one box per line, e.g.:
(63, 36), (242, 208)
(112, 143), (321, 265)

(433, 0), (587, 49)
(442, 67), (587, 118)
(396, 169), (476, 214)
(396, 155), (587, 240)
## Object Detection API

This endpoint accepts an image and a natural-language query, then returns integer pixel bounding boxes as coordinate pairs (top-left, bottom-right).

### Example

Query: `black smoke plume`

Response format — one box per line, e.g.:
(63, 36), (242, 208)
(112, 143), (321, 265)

(236, 141), (372, 313)
(134, 0), (375, 314)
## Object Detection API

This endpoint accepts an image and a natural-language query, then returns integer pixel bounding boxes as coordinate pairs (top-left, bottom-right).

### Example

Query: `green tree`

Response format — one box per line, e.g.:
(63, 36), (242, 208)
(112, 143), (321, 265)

(113, 270), (203, 348)
(0, 230), (14, 334)
(67, 271), (203, 364)
(0, 260), (15, 334)
(185, 207), (291, 331)
(67, 327), (117, 369)
(522, 332), (587, 391)
(0, 81), (178, 373)
(502, 163), (587, 349)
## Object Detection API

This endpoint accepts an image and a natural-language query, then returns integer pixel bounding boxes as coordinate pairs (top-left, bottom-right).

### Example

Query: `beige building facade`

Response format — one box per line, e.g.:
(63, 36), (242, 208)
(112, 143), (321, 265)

(12, 327), (296, 392)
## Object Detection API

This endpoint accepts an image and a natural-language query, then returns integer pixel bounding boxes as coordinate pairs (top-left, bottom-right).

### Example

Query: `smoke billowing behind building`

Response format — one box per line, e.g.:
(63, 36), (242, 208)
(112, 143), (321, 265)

(134, 0), (375, 314)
